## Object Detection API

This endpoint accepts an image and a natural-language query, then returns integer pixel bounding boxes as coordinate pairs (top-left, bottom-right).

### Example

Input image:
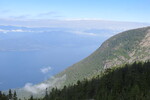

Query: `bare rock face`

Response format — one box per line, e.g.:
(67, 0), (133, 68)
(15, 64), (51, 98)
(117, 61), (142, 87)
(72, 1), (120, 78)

(103, 27), (150, 69)
(140, 30), (150, 47)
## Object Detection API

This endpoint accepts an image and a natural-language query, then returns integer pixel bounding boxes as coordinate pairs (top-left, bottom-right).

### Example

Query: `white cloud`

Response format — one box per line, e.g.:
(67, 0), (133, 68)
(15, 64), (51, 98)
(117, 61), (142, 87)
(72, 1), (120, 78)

(23, 74), (66, 94)
(0, 29), (33, 33)
(69, 31), (115, 37)
(11, 29), (24, 32)
(40, 66), (52, 74)
(0, 29), (8, 33)
(68, 30), (118, 38)
(70, 31), (98, 36)
(23, 83), (48, 94)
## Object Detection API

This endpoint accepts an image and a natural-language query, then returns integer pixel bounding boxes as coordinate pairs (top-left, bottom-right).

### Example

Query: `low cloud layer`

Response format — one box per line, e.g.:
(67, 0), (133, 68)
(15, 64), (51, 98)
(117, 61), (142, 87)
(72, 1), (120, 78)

(71, 31), (97, 36)
(0, 19), (149, 30)
(69, 30), (116, 38)
(0, 29), (33, 33)
(40, 67), (52, 74)
(23, 74), (66, 94)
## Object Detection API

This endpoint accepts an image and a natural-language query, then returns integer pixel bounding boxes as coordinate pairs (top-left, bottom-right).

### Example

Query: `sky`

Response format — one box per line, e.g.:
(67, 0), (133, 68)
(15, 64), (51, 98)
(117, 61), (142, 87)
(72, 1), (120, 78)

(0, 0), (150, 23)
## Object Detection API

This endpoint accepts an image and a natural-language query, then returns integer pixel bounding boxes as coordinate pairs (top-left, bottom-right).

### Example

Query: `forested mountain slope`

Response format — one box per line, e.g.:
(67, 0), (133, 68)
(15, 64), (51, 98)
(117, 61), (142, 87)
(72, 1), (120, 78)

(48, 61), (150, 100)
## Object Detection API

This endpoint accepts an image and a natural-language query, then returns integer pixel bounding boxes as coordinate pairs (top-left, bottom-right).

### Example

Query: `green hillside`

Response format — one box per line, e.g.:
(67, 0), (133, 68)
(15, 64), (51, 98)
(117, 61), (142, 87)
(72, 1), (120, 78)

(55, 26), (150, 86)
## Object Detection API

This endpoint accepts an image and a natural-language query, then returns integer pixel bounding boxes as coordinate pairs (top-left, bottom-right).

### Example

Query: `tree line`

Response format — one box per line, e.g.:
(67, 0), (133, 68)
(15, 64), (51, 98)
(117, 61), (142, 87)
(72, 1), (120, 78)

(0, 89), (17, 100)
(1, 61), (150, 100)
(43, 61), (150, 100)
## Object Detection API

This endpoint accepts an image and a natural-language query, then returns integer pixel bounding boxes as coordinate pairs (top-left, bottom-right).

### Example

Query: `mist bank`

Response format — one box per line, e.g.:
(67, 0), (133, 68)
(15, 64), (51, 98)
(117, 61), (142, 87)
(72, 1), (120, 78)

(0, 19), (149, 30)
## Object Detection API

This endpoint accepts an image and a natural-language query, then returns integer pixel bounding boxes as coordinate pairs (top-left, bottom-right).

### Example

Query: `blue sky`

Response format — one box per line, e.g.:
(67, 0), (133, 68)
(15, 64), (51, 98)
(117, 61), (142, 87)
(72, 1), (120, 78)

(0, 0), (150, 22)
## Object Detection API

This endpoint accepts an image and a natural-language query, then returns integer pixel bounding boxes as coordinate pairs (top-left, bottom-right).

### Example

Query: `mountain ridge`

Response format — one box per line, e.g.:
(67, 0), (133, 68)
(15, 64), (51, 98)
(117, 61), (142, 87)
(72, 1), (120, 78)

(55, 26), (150, 86)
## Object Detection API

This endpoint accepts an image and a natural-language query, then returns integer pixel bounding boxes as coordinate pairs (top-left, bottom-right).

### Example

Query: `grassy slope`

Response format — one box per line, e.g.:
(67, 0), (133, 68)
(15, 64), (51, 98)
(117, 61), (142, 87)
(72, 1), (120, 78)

(55, 27), (150, 86)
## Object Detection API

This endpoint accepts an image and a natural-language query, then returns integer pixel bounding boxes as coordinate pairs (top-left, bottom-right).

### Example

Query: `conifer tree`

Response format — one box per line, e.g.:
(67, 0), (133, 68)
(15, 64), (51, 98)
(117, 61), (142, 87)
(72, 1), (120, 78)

(44, 88), (48, 100)
(13, 91), (17, 100)
(8, 89), (12, 100)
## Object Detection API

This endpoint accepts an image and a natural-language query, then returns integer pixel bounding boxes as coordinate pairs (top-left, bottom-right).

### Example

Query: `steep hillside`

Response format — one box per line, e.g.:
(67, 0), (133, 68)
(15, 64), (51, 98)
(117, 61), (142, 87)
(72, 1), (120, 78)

(55, 26), (150, 86)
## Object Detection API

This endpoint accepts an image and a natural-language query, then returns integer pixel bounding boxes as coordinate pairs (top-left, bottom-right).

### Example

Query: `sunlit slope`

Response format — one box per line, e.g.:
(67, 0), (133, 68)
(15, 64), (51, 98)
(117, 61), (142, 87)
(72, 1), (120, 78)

(56, 26), (150, 85)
